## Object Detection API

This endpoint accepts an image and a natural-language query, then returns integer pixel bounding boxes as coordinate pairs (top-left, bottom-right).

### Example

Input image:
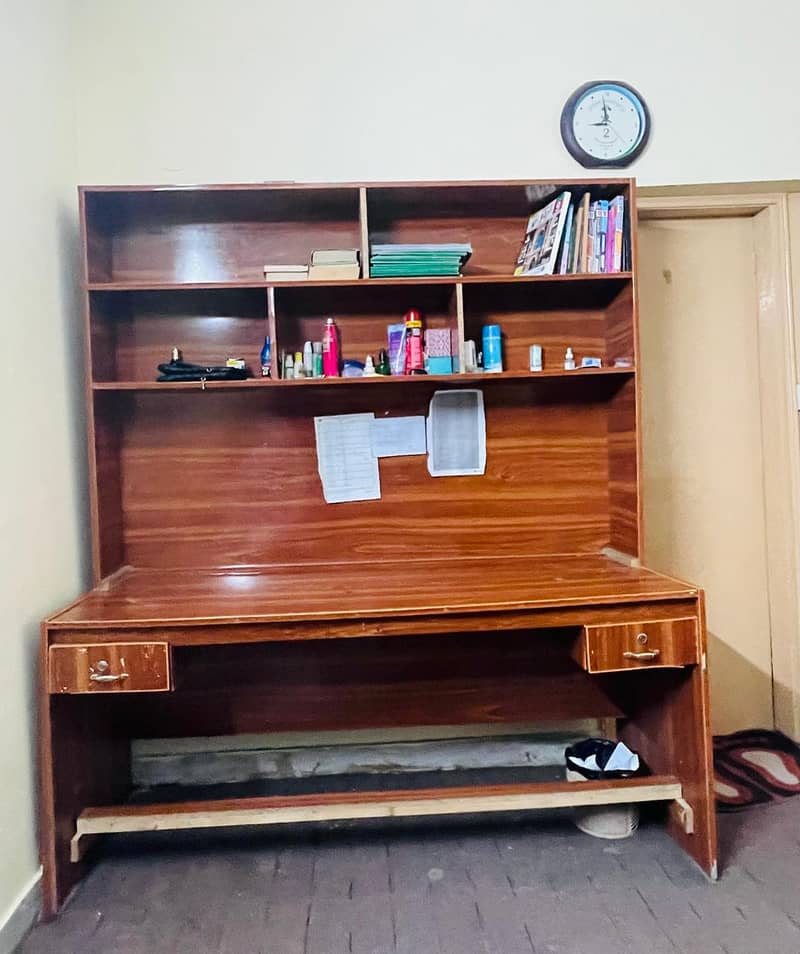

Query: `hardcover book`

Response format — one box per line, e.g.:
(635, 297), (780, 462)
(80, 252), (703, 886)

(514, 191), (572, 276)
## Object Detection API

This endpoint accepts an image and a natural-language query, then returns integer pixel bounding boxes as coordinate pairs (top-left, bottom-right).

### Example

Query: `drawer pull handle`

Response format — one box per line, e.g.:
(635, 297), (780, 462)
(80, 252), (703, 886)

(623, 650), (660, 661)
(89, 658), (129, 683)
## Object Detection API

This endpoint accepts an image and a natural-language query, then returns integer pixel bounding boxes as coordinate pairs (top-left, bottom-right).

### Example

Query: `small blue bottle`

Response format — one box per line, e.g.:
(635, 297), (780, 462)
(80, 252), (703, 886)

(260, 336), (272, 377)
(482, 325), (503, 373)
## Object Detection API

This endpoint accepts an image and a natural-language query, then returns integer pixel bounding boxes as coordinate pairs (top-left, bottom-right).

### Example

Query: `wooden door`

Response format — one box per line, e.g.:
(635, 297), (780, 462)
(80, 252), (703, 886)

(638, 216), (774, 734)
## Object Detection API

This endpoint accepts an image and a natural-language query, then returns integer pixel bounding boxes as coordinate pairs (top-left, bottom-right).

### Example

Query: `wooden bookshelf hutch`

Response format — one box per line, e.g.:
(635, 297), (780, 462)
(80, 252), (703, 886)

(40, 179), (717, 918)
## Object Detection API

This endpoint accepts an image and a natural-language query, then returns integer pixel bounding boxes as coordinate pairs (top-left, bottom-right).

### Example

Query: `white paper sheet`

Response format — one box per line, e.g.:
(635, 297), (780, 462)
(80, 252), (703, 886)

(314, 413), (381, 504)
(426, 389), (486, 477)
(371, 416), (427, 458)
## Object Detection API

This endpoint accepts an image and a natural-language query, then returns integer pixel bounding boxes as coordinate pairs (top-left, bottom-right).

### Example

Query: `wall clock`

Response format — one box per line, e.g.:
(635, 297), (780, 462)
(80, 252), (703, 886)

(560, 81), (650, 168)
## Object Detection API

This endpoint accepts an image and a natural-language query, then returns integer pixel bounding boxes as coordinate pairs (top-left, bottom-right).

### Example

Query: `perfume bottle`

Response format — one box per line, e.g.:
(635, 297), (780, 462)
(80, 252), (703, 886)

(260, 336), (271, 377)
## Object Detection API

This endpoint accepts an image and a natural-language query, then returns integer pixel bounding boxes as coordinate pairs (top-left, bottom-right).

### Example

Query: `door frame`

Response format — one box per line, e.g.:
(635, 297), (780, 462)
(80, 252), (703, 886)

(637, 192), (800, 738)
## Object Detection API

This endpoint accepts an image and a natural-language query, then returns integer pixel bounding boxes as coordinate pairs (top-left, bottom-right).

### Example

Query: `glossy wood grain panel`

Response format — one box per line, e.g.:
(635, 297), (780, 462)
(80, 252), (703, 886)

(48, 599), (703, 644)
(574, 617), (699, 672)
(607, 376), (639, 557)
(114, 630), (623, 737)
(112, 383), (615, 568)
(606, 282), (635, 365)
(39, 626), (132, 917)
(602, 595), (716, 876)
(92, 393), (125, 578)
(46, 558), (697, 629)
(49, 642), (171, 693)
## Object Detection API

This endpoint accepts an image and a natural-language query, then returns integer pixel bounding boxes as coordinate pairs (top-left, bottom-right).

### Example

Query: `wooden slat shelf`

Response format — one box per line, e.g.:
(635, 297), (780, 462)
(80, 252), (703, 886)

(91, 367), (636, 391)
(86, 272), (633, 293)
(70, 774), (682, 861)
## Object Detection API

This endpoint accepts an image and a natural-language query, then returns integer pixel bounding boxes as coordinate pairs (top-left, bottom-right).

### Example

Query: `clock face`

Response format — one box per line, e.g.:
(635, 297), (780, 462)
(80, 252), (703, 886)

(561, 82), (650, 168)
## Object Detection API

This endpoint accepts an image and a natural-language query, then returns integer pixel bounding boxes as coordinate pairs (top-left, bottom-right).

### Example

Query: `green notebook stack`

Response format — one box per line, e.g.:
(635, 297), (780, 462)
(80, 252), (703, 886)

(370, 243), (473, 277)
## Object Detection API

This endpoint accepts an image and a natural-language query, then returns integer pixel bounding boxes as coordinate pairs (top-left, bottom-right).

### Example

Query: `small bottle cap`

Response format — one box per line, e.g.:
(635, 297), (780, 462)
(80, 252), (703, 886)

(326, 317), (336, 325)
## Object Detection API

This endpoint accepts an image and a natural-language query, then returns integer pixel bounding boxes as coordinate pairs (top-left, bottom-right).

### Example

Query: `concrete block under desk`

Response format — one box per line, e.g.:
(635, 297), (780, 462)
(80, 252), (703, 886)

(132, 727), (600, 788)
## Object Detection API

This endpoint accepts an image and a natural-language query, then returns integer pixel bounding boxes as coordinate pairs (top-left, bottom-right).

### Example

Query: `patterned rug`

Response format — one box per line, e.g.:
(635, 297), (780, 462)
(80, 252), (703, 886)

(713, 729), (800, 811)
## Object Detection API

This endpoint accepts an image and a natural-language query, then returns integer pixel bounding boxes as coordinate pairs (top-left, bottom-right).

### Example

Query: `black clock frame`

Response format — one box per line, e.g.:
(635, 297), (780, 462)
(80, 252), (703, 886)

(560, 80), (651, 169)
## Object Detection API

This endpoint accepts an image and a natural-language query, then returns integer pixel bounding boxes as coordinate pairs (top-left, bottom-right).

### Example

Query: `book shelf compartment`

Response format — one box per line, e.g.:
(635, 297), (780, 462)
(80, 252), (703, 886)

(84, 188), (362, 285)
(89, 288), (268, 383)
(88, 279), (635, 386)
(463, 280), (634, 375)
(272, 283), (458, 375)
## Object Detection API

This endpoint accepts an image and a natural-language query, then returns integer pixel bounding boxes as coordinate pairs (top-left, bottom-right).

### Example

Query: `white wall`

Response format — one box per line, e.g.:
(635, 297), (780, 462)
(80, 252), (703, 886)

(72, 0), (800, 186)
(0, 0), (84, 942)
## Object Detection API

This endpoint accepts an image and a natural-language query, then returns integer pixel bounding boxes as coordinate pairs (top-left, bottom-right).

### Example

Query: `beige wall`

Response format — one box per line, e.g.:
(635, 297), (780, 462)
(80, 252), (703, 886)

(0, 0), (84, 937)
(71, 0), (800, 186)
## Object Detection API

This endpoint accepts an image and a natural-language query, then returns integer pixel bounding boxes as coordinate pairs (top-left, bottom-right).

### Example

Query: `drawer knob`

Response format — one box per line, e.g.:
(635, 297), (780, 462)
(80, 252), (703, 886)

(636, 632), (649, 645)
(623, 649), (660, 661)
(89, 658), (129, 683)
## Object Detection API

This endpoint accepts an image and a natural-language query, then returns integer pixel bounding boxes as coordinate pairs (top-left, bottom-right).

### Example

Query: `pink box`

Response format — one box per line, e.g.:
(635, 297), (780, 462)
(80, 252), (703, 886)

(425, 328), (452, 357)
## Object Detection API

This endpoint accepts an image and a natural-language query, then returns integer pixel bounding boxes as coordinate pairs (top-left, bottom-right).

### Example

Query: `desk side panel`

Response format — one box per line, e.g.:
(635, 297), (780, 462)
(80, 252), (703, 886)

(39, 625), (132, 918)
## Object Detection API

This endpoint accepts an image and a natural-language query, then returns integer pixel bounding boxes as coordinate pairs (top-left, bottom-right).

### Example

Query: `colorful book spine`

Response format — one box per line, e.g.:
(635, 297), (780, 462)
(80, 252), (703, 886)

(594, 200), (609, 273)
(611, 196), (625, 272)
(558, 202), (575, 274)
(585, 202), (597, 274)
(605, 201), (617, 274)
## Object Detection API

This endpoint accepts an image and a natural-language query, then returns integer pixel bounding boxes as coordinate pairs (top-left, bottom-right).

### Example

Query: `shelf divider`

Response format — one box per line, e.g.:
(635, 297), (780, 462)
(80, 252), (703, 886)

(359, 187), (370, 279)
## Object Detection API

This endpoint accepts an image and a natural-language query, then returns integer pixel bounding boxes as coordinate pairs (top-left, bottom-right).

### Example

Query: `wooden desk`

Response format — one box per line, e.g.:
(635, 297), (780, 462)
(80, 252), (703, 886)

(40, 553), (717, 918)
(42, 178), (717, 918)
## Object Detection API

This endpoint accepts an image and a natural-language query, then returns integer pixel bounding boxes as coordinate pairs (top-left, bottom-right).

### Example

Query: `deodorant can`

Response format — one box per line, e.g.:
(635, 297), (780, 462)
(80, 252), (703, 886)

(482, 325), (503, 373)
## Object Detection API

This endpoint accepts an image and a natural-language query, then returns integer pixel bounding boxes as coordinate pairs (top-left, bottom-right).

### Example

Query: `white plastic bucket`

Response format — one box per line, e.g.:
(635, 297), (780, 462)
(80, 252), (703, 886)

(566, 767), (640, 839)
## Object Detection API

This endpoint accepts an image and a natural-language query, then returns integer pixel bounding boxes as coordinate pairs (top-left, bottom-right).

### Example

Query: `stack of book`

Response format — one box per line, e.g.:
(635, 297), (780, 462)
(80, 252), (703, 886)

(263, 249), (361, 282)
(308, 249), (360, 281)
(513, 192), (628, 277)
(370, 243), (472, 277)
(263, 263), (308, 282)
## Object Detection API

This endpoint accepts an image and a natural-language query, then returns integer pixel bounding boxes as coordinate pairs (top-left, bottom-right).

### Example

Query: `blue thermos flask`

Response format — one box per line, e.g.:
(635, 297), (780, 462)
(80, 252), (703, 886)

(482, 324), (503, 373)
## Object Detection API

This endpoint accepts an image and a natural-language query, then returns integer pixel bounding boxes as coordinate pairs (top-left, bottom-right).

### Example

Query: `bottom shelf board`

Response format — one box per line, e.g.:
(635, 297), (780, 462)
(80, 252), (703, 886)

(71, 774), (681, 861)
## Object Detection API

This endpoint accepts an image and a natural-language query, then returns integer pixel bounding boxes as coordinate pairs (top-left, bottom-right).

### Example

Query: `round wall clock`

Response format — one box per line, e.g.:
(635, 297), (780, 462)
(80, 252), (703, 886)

(560, 81), (650, 168)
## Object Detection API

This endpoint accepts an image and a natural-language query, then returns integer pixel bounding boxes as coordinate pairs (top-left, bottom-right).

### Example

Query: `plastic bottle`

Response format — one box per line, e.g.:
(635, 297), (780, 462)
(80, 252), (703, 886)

(260, 336), (272, 377)
(303, 341), (314, 377)
(313, 342), (323, 378)
(564, 347), (576, 370)
(404, 309), (424, 374)
(294, 351), (305, 378)
(363, 355), (377, 376)
(322, 318), (340, 377)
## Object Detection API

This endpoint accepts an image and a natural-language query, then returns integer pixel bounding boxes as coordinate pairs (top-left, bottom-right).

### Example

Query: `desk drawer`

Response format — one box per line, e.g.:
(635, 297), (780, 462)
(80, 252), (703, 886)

(574, 618), (699, 673)
(48, 643), (171, 694)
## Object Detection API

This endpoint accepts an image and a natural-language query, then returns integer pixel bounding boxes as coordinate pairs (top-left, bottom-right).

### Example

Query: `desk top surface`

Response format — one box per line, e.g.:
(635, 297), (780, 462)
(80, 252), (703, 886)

(48, 553), (698, 629)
